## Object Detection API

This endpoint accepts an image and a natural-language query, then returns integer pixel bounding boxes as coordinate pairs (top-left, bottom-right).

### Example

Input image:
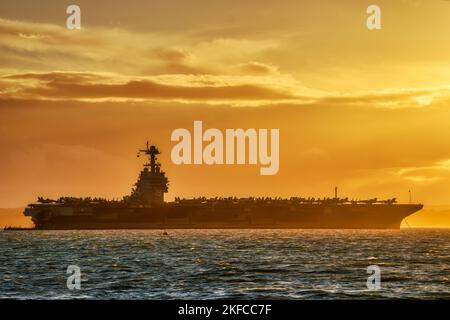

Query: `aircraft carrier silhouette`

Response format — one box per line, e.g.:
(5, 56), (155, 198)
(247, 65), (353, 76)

(24, 142), (423, 229)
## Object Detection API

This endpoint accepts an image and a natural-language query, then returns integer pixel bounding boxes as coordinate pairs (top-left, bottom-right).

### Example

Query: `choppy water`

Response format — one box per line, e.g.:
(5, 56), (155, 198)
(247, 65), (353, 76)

(0, 229), (449, 299)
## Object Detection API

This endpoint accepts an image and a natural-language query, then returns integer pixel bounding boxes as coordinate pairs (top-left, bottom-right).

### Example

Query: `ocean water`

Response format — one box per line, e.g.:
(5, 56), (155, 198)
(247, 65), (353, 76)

(0, 229), (449, 299)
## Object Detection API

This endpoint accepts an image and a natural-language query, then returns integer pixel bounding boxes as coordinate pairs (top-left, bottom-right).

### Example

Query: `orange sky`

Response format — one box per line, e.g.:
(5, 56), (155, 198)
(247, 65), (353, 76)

(1, 0), (450, 223)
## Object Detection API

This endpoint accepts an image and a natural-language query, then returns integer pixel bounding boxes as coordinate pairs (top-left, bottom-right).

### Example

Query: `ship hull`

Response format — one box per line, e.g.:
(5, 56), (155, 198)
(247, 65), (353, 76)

(25, 203), (423, 230)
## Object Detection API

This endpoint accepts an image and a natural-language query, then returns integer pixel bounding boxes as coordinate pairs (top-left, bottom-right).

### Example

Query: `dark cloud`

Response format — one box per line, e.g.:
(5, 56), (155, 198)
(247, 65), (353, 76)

(4, 72), (296, 101)
(3, 72), (105, 82)
(33, 80), (292, 100)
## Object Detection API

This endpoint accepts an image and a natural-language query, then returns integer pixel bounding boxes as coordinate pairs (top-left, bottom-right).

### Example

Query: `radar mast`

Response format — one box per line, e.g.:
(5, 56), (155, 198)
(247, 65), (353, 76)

(138, 141), (161, 174)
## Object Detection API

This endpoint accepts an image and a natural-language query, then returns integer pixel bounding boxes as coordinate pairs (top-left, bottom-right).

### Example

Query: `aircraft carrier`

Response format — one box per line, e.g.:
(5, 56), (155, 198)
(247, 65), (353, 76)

(24, 142), (423, 229)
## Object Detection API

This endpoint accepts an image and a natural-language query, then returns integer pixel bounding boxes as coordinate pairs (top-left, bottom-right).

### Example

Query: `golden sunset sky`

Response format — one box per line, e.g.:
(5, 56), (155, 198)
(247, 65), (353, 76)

(1, 0), (450, 227)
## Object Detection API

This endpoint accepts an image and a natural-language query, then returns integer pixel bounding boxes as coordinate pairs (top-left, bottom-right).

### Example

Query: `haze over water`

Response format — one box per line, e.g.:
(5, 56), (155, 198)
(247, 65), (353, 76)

(1, 229), (449, 299)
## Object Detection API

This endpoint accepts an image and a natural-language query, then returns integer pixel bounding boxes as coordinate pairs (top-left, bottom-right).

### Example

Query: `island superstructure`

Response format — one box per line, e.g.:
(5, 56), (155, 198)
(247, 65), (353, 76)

(24, 142), (423, 229)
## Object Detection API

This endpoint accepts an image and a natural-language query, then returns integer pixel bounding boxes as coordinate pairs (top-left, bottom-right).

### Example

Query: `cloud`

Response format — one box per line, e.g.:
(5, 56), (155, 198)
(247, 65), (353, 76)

(152, 47), (192, 63)
(0, 71), (302, 102)
(2, 71), (450, 109)
(0, 18), (282, 79)
(236, 62), (280, 75)
(26, 78), (294, 100)
(315, 86), (450, 108)
(0, 18), (187, 75)
(148, 47), (210, 75)
(396, 159), (450, 183)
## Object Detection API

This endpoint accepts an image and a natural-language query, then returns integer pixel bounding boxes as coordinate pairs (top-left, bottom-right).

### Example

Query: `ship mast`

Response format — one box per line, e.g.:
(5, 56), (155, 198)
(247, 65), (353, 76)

(138, 141), (160, 174)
